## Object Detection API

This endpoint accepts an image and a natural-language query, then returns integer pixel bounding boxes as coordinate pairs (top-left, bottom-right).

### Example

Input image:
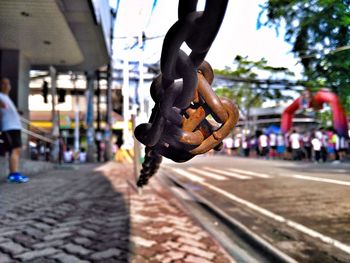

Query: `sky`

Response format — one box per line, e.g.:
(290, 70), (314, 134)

(112, 0), (303, 77)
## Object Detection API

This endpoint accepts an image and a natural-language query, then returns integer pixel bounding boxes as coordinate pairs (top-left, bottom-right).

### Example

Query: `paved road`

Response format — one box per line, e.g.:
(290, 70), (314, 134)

(162, 156), (350, 263)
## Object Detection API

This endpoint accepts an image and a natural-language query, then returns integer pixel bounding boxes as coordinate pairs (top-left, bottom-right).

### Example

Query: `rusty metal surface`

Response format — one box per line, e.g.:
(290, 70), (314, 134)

(135, 0), (238, 187)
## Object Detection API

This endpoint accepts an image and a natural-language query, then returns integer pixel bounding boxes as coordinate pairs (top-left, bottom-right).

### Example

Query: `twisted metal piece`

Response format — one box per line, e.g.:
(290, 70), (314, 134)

(135, 0), (237, 187)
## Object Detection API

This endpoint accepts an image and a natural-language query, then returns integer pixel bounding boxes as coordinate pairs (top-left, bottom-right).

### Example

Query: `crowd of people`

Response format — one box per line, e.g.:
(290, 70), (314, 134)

(223, 128), (350, 163)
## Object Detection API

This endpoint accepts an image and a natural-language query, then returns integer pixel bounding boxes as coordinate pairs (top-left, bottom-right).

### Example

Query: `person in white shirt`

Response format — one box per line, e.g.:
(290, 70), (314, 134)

(63, 147), (74, 163)
(259, 133), (269, 158)
(233, 136), (241, 156)
(290, 129), (301, 160)
(0, 77), (29, 183)
(79, 148), (87, 163)
(269, 132), (277, 158)
(223, 137), (234, 155)
(311, 134), (322, 162)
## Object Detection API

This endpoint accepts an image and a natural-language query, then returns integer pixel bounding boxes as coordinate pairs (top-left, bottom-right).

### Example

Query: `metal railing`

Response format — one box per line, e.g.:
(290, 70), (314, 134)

(20, 117), (55, 161)
(21, 128), (54, 144)
(20, 117), (54, 144)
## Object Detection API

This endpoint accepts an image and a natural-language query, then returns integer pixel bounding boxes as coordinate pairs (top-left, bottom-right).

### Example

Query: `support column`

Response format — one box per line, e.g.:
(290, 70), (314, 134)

(0, 49), (30, 157)
(122, 50), (131, 149)
(95, 70), (102, 162)
(72, 74), (80, 157)
(50, 66), (60, 162)
(104, 63), (113, 161)
(0, 49), (30, 118)
(85, 71), (96, 162)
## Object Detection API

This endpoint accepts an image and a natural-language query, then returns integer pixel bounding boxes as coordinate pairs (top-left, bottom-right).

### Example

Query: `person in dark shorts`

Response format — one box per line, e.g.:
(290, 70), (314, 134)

(0, 77), (29, 183)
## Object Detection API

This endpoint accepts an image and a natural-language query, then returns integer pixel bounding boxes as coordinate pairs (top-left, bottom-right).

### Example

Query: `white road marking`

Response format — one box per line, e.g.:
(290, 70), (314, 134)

(203, 167), (251, 180)
(292, 174), (350, 187)
(229, 168), (271, 178)
(172, 168), (204, 182)
(171, 168), (350, 255)
(187, 167), (227, 181)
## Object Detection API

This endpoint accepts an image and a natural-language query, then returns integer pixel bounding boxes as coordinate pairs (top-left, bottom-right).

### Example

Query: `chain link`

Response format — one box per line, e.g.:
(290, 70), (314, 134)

(135, 0), (239, 187)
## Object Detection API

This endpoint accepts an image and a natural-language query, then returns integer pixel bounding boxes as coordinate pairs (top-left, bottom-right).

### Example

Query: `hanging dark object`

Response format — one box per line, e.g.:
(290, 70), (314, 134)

(58, 89), (66, 103)
(42, 81), (49, 103)
(135, 0), (238, 187)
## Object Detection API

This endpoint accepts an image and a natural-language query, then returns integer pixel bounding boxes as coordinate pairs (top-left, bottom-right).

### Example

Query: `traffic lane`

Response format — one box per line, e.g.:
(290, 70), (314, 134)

(162, 170), (350, 263)
(162, 158), (350, 245)
(164, 155), (350, 181)
(215, 172), (350, 245)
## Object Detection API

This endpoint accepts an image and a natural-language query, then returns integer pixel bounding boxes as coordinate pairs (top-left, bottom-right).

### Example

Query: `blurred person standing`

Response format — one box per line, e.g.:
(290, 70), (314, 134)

(0, 77), (29, 183)
(326, 128), (335, 160)
(316, 128), (328, 162)
(321, 129), (329, 162)
(223, 136), (234, 156)
(241, 136), (250, 157)
(233, 135), (241, 156)
(269, 132), (277, 158)
(290, 129), (302, 160)
(284, 132), (292, 160)
(339, 135), (348, 162)
(302, 132), (312, 161)
(253, 132), (261, 157)
(276, 132), (285, 159)
(331, 131), (340, 163)
(249, 136), (258, 158)
(258, 132), (269, 158)
(311, 133), (322, 163)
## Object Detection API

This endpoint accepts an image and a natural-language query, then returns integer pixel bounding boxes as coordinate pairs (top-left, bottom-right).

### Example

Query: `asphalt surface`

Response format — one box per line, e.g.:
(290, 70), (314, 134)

(162, 155), (350, 263)
(0, 162), (233, 263)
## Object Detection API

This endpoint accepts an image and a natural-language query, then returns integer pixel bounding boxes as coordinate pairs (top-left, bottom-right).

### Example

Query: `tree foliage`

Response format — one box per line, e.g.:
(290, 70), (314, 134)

(259, 0), (350, 113)
(214, 55), (294, 121)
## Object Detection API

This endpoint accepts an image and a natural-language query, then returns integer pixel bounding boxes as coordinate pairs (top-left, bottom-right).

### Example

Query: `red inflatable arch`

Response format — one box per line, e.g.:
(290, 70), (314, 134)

(281, 89), (349, 137)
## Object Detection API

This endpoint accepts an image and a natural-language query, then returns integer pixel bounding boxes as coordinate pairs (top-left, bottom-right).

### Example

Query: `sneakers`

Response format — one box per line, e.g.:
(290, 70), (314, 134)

(7, 172), (29, 183)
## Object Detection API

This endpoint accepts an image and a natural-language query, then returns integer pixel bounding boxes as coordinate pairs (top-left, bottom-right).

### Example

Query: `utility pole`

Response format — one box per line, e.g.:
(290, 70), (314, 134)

(49, 66), (60, 162)
(122, 48), (131, 149)
(72, 74), (80, 157)
(96, 70), (102, 162)
(86, 71), (96, 162)
(104, 7), (117, 161)
(133, 31), (147, 175)
(138, 31), (145, 115)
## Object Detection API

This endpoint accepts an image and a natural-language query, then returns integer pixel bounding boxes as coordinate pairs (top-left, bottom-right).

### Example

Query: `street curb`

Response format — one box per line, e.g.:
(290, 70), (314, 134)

(160, 170), (298, 263)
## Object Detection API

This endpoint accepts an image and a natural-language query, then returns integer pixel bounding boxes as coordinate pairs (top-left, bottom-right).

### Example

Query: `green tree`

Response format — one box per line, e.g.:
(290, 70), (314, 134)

(214, 55), (293, 131)
(259, 0), (350, 113)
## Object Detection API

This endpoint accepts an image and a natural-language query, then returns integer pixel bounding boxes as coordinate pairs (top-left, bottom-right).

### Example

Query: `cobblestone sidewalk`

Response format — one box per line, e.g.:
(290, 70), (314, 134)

(0, 162), (233, 263)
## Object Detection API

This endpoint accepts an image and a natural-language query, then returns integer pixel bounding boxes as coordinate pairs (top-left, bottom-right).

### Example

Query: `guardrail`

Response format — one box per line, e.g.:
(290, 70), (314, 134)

(20, 117), (51, 135)
(20, 117), (54, 143)
(21, 117), (55, 161)
(0, 117), (55, 161)
(21, 128), (54, 144)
